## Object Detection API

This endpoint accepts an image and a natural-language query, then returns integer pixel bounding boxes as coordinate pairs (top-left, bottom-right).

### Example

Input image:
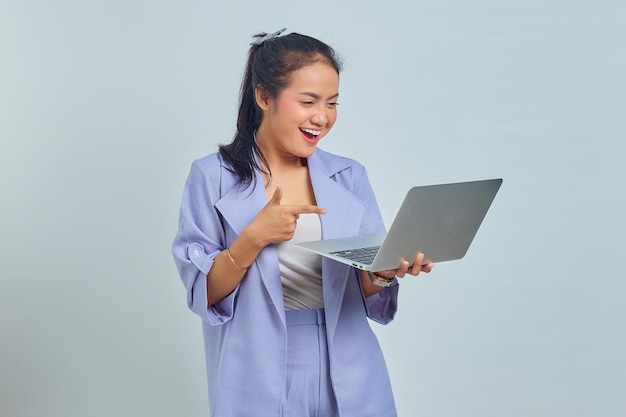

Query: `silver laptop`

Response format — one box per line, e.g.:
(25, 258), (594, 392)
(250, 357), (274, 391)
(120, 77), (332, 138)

(297, 178), (502, 271)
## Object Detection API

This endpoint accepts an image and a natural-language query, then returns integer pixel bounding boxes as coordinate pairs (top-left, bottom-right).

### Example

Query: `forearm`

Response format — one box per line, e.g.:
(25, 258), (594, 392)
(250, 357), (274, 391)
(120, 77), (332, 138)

(360, 270), (386, 297)
(206, 228), (266, 306)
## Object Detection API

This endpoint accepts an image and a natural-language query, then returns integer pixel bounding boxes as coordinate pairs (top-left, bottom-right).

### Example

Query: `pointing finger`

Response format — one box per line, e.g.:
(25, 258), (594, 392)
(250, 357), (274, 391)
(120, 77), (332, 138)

(288, 205), (327, 215)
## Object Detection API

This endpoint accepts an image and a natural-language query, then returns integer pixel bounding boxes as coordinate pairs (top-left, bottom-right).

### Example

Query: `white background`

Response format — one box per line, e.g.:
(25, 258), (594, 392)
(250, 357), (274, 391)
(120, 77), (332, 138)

(1, 1), (624, 416)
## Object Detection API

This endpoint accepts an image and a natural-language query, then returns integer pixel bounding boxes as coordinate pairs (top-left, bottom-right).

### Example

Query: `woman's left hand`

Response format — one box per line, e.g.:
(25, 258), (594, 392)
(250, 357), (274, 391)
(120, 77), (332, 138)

(374, 252), (435, 279)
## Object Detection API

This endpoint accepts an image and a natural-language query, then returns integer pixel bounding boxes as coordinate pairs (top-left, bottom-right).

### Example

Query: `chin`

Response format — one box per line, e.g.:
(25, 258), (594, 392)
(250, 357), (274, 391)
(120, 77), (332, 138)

(291, 148), (314, 162)
(300, 150), (316, 159)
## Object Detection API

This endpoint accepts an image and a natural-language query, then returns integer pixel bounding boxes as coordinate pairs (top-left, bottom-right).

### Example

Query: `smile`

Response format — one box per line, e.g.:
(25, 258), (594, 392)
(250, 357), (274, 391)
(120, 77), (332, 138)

(300, 128), (321, 136)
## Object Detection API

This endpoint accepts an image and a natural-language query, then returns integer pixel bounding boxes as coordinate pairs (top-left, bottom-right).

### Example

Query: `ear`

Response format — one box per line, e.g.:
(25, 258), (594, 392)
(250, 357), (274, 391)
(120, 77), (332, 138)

(255, 85), (272, 111)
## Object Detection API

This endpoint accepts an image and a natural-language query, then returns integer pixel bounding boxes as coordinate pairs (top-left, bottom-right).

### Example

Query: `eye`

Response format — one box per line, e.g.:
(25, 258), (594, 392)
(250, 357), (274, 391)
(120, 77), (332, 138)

(327, 102), (339, 108)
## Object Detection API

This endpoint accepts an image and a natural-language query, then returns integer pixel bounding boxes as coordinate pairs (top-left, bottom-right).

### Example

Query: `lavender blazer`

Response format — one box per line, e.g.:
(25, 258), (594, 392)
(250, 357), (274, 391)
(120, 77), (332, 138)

(172, 148), (399, 417)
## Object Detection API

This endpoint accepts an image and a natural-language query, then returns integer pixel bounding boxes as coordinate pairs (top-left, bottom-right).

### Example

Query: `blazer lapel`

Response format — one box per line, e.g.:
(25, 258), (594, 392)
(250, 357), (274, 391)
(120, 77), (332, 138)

(214, 166), (286, 323)
(308, 151), (367, 341)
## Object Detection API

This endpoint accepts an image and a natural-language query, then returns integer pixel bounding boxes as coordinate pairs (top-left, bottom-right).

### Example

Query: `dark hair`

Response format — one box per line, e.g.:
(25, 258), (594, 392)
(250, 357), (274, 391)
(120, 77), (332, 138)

(219, 31), (342, 189)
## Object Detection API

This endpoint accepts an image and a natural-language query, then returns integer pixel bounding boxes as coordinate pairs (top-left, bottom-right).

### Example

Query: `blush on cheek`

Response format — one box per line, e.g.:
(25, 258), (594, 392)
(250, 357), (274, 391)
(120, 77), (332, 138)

(278, 95), (299, 114)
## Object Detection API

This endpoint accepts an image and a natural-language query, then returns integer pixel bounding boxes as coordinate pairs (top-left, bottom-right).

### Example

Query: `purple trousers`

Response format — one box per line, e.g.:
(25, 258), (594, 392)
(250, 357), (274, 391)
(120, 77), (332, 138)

(283, 308), (339, 417)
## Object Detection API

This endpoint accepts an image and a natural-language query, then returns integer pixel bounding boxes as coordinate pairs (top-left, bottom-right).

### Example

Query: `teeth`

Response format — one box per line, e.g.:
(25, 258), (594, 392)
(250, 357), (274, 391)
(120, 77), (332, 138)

(300, 128), (321, 136)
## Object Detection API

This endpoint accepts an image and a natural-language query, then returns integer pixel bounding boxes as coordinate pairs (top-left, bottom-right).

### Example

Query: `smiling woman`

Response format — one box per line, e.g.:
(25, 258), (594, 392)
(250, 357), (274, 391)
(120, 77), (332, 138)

(172, 29), (433, 417)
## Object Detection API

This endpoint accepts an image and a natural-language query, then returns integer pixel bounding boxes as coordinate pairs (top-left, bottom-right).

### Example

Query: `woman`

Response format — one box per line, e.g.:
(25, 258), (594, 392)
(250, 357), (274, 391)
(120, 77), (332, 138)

(172, 29), (434, 417)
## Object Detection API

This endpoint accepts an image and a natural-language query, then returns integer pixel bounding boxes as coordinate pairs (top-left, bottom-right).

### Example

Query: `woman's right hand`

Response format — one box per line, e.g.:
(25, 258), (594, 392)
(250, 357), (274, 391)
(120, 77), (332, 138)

(246, 185), (327, 247)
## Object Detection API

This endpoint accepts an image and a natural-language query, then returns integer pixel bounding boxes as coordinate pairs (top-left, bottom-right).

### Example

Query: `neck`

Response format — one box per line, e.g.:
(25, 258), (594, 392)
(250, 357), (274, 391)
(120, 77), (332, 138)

(255, 129), (308, 172)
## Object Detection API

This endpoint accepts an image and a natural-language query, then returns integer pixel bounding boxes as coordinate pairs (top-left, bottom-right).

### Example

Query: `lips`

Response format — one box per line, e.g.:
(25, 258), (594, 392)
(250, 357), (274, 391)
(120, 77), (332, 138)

(299, 128), (321, 144)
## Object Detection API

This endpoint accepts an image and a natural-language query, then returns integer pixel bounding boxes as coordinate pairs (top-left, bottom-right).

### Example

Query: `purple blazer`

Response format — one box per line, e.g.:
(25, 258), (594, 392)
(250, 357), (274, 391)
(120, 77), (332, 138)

(172, 148), (399, 417)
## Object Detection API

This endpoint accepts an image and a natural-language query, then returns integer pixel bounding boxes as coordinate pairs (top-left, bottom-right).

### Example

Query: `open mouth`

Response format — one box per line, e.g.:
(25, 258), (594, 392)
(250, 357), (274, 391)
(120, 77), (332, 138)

(300, 128), (321, 142)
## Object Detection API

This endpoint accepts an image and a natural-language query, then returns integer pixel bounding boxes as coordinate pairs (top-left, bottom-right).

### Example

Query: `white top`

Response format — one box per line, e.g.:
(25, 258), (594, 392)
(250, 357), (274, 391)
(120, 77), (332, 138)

(277, 213), (324, 310)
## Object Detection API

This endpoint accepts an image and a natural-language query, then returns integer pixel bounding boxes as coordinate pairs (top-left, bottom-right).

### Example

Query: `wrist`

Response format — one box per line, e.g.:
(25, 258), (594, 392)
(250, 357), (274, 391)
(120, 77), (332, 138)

(242, 223), (270, 249)
(228, 232), (263, 270)
(367, 271), (395, 287)
(226, 247), (248, 270)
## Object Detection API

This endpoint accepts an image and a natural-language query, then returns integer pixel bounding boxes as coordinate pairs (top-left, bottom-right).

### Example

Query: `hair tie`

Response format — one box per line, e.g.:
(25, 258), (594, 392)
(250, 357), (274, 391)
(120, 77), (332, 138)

(250, 28), (287, 46)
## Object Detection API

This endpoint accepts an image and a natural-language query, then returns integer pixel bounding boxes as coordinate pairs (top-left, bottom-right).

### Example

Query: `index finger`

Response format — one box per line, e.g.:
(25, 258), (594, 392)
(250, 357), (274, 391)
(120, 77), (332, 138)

(409, 252), (425, 275)
(286, 205), (327, 215)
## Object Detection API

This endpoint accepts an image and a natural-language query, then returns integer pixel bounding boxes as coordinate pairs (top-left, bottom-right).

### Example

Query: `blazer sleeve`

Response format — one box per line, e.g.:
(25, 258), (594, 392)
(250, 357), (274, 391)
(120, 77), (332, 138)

(172, 158), (240, 326)
(350, 164), (399, 325)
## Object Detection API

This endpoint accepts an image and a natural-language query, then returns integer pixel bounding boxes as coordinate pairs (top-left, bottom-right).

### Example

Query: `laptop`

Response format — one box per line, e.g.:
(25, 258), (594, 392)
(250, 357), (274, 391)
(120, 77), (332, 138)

(297, 178), (502, 271)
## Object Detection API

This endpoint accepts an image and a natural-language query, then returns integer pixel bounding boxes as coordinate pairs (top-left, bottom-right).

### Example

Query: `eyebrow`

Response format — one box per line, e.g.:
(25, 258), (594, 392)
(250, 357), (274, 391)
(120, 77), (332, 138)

(298, 92), (340, 100)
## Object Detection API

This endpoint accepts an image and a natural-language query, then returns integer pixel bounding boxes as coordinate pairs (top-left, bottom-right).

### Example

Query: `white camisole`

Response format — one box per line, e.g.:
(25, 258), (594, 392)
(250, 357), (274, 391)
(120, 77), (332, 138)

(276, 213), (324, 310)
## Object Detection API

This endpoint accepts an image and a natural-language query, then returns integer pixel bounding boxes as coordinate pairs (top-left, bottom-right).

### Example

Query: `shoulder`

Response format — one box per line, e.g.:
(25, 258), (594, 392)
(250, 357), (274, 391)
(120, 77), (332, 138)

(184, 153), (219, 189)
(190, 152), (223, 173)
(188, 152), (238, 182)
(311, 148), (367, 178)
(185, 152), (249, 201)
(183, 153), (235, 197)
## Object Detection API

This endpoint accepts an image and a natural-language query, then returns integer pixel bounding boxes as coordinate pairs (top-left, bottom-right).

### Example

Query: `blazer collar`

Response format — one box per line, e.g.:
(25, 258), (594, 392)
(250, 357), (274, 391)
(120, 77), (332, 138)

(214, 149), (365, 237)
(307, 149), (365, 239)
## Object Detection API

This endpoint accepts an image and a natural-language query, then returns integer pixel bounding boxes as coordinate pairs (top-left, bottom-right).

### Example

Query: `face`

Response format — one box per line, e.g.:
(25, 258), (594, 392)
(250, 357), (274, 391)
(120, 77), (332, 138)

(255, 61), (339, 161)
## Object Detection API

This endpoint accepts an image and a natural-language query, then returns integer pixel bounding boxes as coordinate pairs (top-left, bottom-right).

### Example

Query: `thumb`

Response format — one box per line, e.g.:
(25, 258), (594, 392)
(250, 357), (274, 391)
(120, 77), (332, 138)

(267, 185), (282, 206)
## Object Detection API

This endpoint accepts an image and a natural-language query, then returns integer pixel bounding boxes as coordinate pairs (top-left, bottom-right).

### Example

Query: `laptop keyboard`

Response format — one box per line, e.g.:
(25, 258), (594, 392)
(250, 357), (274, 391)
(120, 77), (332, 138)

(329, 246), (380, 264)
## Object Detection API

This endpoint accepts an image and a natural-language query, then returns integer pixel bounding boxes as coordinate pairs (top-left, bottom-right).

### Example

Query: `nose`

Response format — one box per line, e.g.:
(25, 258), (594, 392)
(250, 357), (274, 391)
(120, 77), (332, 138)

(310, 105), (329, 127)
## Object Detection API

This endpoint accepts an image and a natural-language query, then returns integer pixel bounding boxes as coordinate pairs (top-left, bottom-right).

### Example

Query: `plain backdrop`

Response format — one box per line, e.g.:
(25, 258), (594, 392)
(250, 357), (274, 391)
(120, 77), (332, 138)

(1, 1), (625, 416)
